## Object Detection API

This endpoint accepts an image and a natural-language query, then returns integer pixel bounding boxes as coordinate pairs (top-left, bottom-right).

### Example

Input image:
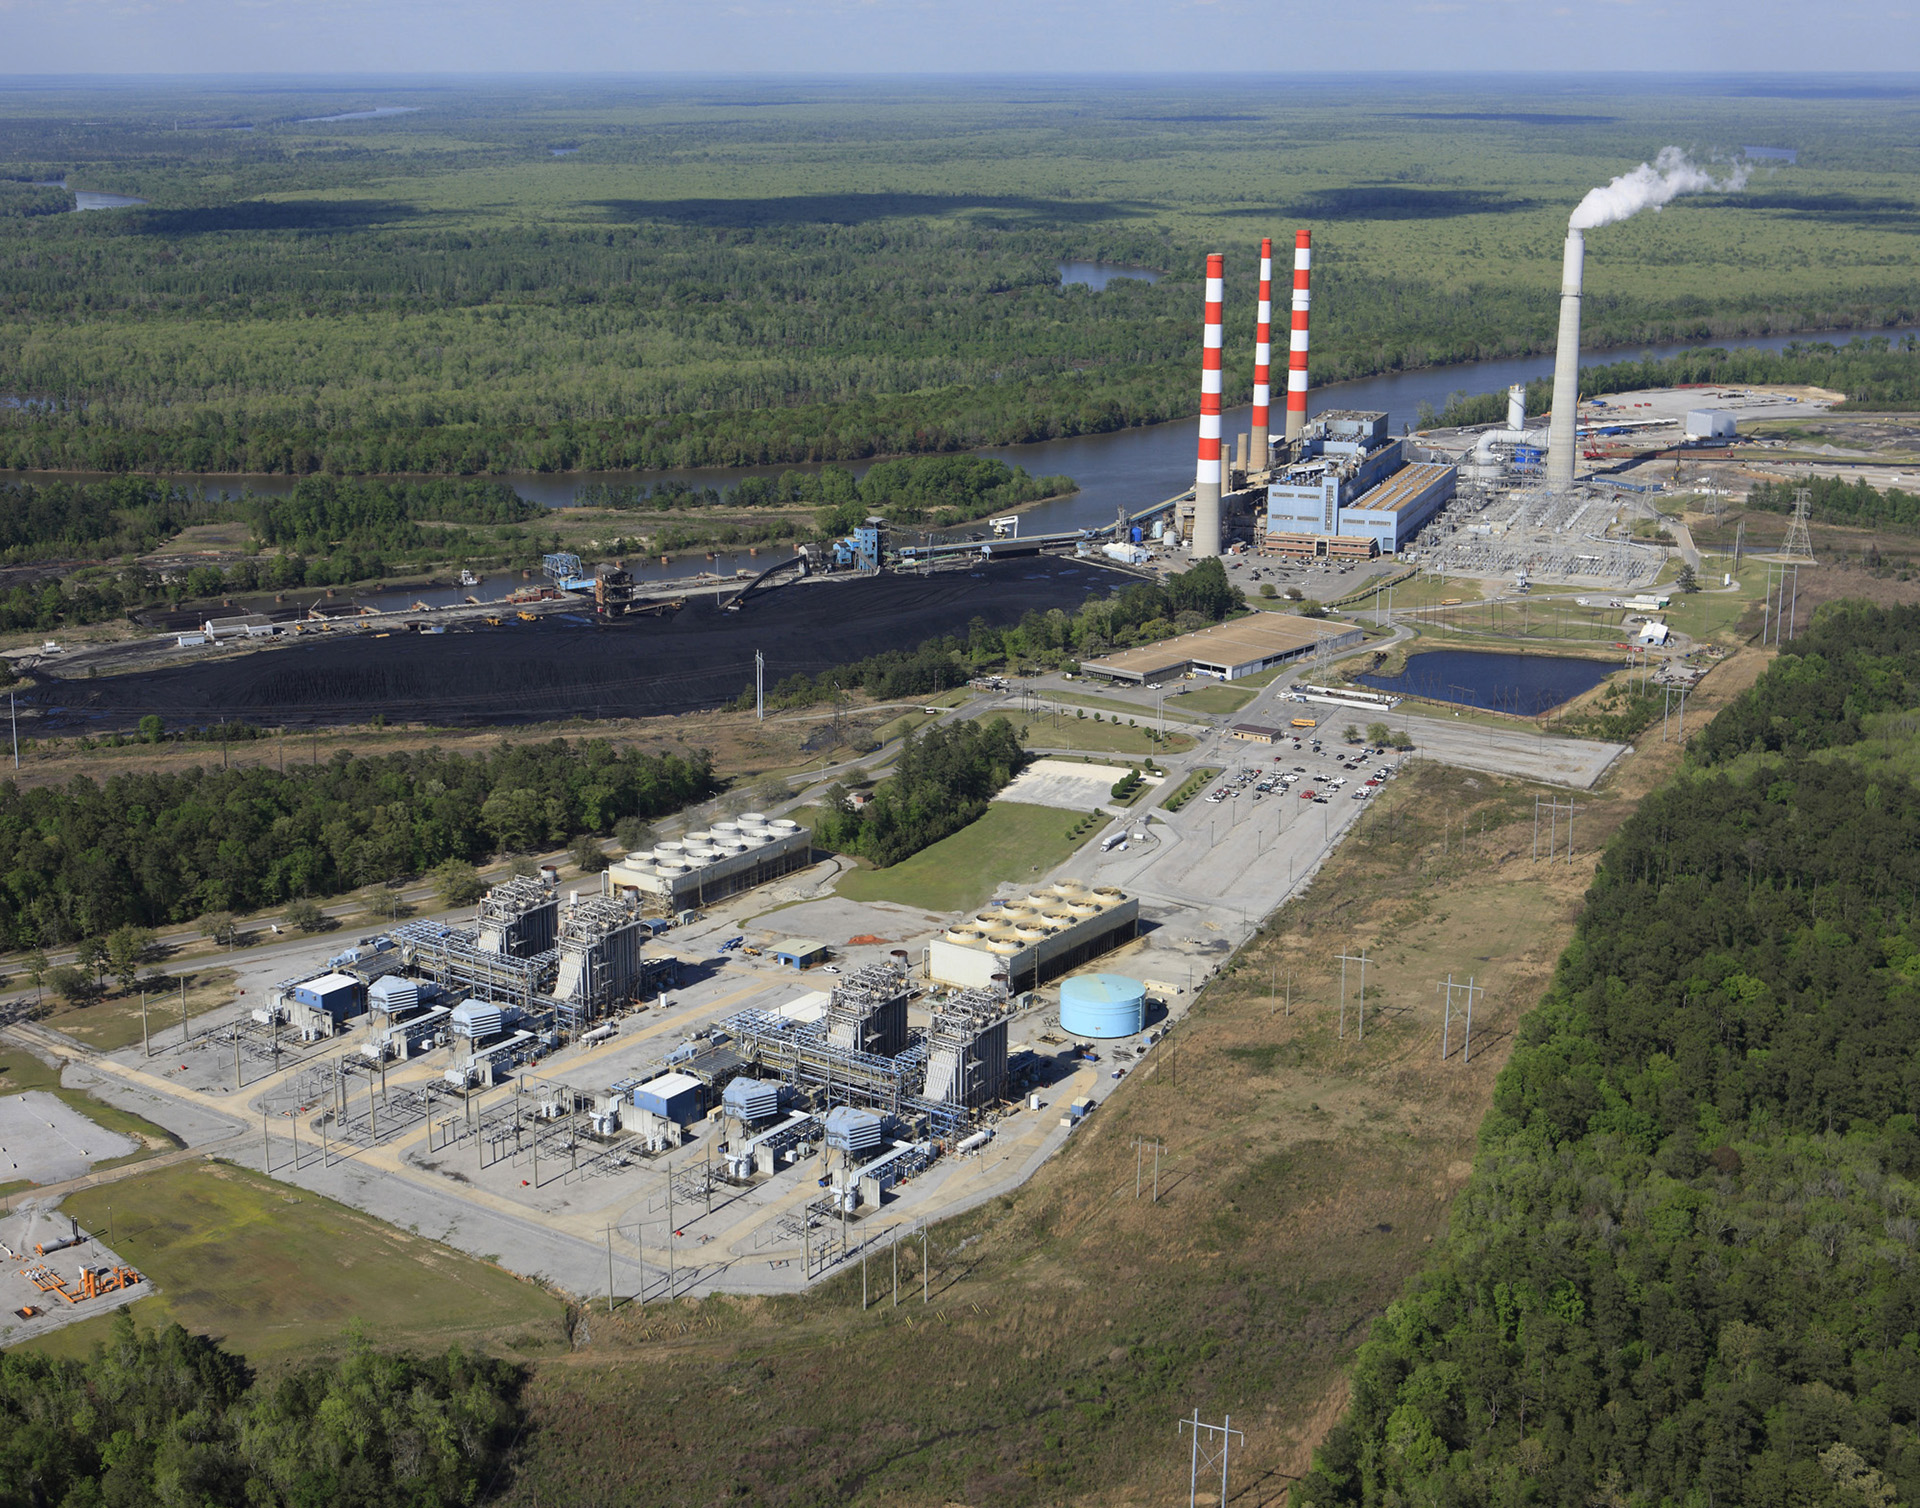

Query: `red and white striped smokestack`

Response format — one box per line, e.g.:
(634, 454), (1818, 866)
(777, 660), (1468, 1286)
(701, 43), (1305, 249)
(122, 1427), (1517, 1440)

(1284, 228), (1311, 444)
(1249, 238), (1272, 470)
(1191, 252), (1224, 558)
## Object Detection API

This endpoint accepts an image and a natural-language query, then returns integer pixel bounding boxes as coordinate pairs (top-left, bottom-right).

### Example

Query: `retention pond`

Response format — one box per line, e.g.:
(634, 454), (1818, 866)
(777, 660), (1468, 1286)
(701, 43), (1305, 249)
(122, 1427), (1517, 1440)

(1355, 648), (1615, 717)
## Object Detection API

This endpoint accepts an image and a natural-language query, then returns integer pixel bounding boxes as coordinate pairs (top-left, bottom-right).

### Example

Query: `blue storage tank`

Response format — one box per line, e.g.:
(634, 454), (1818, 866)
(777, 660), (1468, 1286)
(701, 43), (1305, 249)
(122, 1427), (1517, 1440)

(1059, 973), (1147, 1039)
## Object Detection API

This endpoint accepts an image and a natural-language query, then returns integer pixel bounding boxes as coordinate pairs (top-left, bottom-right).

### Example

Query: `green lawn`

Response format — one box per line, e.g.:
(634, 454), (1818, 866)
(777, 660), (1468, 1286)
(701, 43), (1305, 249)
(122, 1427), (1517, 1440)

(1044, 688), (1164, 719)
(836, 801), (1098, 912)
(1023, 717), (1193, 756)
(1176, 683), (1259, 715)
(25, 1161), (567, 1360)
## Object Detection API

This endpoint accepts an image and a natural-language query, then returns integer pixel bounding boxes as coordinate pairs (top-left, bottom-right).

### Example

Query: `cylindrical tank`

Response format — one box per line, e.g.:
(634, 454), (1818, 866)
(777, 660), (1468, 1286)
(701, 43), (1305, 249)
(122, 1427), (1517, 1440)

(1060, 973), (1148, 1039)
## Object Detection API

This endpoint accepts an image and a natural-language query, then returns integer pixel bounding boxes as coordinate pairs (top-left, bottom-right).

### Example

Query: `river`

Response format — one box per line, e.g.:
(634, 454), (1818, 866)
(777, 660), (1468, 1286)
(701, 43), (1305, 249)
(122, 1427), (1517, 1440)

(4, 322), (1908, 600)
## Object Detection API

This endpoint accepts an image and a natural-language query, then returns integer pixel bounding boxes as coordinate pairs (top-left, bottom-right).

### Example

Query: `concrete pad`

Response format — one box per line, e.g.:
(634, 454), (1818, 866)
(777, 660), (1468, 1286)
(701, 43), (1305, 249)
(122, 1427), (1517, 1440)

(0, 1091), (137, 1183)
(0, 1203), (153, 1347)
(998, 758), (1127, 811)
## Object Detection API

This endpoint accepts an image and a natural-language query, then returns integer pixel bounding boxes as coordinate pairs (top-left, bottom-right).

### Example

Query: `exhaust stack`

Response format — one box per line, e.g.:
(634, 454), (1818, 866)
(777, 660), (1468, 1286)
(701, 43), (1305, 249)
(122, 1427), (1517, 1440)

(1191, 252), (1225, 559)
(1507, 383), (1527, 433)
(1249, 238), (1273, 469)
(1546, 230), (1584, 489)
(1284, 229), (1311, 444)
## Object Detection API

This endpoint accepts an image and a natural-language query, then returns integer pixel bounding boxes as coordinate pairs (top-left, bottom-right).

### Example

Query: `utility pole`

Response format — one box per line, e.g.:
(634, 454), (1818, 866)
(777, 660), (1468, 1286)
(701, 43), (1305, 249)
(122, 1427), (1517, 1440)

(1335, 948), (1370, 1040)
(607, 1224), (615, 1315)
(1178, 1410), (1245, 1508)
(9, 691), (15, 770)
(922, 1222), (930, 1304)
(179, 976), (187, 1043)
(1438, 975), (1482, 1061)
(755, 650), (764, 722)
(141, 991), (149, 1058)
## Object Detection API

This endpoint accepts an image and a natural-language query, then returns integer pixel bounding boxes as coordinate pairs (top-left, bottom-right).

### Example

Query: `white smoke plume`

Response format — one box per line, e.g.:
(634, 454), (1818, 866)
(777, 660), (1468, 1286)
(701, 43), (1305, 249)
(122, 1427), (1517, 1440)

(1569, 147), (1752, 231)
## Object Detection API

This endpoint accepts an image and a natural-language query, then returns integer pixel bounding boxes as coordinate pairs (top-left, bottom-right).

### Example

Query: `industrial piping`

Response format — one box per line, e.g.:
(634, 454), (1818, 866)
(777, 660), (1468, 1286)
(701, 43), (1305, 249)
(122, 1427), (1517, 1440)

(1249, 237), (1273, 469)
(1191, 252), (1224, 559)
(1284, 229), (1312, 444)
(1546, 229), (1584, 489)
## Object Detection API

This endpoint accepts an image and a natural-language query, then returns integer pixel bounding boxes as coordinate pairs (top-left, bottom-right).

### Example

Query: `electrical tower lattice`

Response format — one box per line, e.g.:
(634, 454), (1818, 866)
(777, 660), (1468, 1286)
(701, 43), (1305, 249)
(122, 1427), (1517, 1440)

(1782, 487), (1816, 565)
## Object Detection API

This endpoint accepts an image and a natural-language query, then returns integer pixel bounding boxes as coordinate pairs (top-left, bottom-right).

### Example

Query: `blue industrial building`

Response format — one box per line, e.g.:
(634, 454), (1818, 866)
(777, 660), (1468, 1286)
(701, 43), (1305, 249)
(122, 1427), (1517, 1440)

(1264, 410), (1457, 558)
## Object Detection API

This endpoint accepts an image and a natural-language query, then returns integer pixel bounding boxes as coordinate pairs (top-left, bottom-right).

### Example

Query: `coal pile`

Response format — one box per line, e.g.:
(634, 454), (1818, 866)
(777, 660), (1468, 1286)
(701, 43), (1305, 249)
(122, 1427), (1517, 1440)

(31, 560), (1127, 731)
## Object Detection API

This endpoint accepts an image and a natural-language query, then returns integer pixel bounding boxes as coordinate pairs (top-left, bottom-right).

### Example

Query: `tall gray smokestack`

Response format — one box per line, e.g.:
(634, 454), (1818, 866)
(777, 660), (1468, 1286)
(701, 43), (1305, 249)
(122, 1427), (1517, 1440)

(1546, 230), (1584, 490)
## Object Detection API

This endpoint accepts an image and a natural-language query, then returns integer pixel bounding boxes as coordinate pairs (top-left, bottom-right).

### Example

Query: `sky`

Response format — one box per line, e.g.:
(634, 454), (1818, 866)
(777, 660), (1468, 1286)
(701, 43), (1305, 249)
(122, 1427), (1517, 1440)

(1, 0), (1913, 76)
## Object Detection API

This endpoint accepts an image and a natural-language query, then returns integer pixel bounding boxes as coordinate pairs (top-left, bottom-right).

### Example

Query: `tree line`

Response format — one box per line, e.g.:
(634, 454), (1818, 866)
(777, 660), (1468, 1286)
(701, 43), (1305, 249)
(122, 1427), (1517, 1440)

(1300, 599), (1920, 1508)
(1429, 336), (1920, 428)
(0, 737), (713, 947)
(575, 455), (1072, 533)
(0, 1313), (522, 1508)
(811, 717), (1026, 867)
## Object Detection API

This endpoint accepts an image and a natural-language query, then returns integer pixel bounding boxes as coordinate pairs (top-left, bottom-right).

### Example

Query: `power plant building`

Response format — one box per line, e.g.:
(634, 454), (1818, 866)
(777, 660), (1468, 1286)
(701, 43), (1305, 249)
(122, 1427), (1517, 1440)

(1080, 613), (1360, 685)
(928, 882), (1140, 991)
(1264, 411), (1456, 557)
(603, 818), (811, 912)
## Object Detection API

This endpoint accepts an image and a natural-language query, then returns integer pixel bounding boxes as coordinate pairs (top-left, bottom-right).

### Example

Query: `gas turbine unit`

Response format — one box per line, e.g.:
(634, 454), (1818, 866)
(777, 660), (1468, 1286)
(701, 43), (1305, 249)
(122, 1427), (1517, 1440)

(1546, 149), (1752, 490)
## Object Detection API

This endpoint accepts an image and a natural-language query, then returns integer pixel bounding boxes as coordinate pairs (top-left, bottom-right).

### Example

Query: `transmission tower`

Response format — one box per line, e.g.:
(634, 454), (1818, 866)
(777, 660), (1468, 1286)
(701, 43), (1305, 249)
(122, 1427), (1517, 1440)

(1782, 487), (1816, 564)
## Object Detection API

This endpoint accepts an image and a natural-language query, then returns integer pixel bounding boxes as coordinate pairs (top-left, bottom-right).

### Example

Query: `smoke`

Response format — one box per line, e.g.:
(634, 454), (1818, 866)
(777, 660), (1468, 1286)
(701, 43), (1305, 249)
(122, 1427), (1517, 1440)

(1569, 147), (1752, 231)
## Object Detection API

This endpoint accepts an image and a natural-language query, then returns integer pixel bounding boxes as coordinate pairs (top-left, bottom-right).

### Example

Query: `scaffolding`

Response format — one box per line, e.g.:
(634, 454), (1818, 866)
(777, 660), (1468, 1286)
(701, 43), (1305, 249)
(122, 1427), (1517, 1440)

(723, 1008), (969, 1137)
(391, 920), (555, 1015)
(551, 894), (652, 1034)
(824, 963), (910, 1058)
(476, 876), (559, 957)
(924, 987), (1011, 1111)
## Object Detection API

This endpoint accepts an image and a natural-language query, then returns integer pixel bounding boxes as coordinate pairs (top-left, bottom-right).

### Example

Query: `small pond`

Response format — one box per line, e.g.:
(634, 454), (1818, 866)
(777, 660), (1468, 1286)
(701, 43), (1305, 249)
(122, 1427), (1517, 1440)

(1355, 648), (1615, 717)
(1059, 261), (1161, 291)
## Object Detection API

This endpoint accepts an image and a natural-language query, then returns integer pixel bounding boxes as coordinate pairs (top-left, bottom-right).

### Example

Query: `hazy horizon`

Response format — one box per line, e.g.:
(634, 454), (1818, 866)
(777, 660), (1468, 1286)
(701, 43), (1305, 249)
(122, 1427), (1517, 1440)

(1, 1), (1911, 78)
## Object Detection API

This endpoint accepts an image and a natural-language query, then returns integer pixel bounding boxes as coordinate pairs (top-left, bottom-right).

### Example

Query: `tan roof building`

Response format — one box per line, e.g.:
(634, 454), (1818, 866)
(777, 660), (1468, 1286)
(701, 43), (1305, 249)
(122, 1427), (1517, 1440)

(1081, 612), (1362, 685)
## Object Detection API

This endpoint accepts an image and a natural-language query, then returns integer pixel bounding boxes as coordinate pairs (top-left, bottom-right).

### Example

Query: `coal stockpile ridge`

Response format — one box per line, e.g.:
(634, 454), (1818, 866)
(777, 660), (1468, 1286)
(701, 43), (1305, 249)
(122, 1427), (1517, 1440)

(31, 561), (1128, 731)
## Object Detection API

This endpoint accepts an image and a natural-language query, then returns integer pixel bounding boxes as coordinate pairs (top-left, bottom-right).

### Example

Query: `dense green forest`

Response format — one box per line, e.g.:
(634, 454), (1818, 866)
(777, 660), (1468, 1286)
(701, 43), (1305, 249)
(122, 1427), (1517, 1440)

(0, 1313), (522, 1508)
(0, 474), (555, 633)
(0, 80), (1914, 475)
(0, 737), (712, 946)
(812, 716), (1026, 867)
(1748, 472), (1920, 532)
(744, 557), (1245, 711)
(1430, 336), (1920, 428)
(578, 455), (1072, 531)
(1301, 601), (1920, 1508)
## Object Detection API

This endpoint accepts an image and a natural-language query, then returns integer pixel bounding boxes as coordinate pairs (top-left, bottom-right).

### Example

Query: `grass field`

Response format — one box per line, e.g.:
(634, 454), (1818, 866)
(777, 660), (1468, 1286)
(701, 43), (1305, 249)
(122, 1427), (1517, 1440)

(33, 968), (239, 1054)
(488, 683), (1762, 1506)
(26, 1161), (567, 1362)
(1174, 683), (1259, 715)
(1023, 715), (1192, 757)
(835, 800), (1096, 912)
